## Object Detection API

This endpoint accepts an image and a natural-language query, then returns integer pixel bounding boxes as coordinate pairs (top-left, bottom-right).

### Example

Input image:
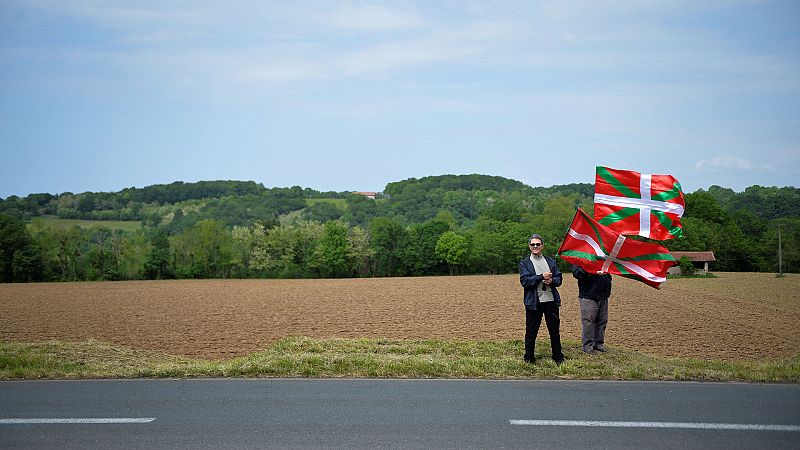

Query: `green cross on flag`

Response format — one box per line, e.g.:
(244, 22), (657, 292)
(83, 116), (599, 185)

(594, 166), (685, 240)
(558, 208), (677, 289)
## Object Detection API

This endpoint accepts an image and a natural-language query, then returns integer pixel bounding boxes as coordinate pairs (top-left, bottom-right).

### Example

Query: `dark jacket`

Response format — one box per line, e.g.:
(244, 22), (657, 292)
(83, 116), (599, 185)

(572, 265), (612, 301)
(519, 255), (562, 310)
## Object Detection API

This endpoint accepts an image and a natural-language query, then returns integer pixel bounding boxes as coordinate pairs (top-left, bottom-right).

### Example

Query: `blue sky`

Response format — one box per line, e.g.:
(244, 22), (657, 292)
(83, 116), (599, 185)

(1, 1), (798, 198)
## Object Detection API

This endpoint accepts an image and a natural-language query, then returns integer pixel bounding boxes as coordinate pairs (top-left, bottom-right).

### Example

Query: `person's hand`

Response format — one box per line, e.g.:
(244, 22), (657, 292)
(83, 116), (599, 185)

(543, 272), (552, 284)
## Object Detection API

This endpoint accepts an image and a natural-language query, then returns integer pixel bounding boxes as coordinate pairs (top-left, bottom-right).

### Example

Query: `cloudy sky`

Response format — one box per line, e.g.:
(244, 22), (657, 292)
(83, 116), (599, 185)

(1, 0), (798, 198)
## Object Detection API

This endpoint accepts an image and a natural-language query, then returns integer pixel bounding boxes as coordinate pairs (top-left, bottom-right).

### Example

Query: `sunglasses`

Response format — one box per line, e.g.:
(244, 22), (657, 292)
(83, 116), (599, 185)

(529, 243), (542, 247)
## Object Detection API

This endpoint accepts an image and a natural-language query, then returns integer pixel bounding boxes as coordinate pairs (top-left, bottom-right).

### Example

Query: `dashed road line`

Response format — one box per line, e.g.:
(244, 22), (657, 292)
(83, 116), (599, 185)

(0, 418), (156, 424)
(509, 419), (800, 432)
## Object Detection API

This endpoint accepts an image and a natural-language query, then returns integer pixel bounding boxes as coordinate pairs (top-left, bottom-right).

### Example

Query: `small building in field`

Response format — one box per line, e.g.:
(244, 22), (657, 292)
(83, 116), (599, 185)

(352, 191), (378, 200)
(668, 251), (716, 275)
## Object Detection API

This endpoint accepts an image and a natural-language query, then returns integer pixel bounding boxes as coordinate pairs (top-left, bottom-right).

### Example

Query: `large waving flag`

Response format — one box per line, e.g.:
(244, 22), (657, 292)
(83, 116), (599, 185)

(594, 166), (685, 240)
(558, 208), (676, 289)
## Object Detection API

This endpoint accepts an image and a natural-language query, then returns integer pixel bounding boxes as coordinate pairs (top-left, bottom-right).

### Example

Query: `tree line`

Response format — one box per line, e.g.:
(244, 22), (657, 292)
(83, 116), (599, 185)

(0, 175), (797, 282)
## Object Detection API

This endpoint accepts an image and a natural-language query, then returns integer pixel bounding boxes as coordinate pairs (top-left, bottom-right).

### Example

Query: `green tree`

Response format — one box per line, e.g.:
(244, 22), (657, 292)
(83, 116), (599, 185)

(435, 231), (468, 275)
(523, 197), (577, 250)
(171, 220), (233, 278)
(685, 191), (728, 224)
(144, 230), (173, 279)
(303, 202), (343, 223)
(84, 228), (119, 281)
(480, 199), (527, 222)
(0, 214), (43, 282)
(59, 226), (88, 281)
(290, 220), (325, 277)
(369, 217), (406, 276)
(347, 225), (374, 277)
(11, 244), (43, 282)
(668, 217), (715, 253)
(246, 221), (324, 278)
(116, 231), (147, 280)
(231, 225), (256, 278)
(311, 220), (351, 277)
(247, 223), (293, 276)
(401, 219), (451, 275)
(774, 219), (800, 273)
(468, 227), (507, 274)
(343, 194), (388, 227)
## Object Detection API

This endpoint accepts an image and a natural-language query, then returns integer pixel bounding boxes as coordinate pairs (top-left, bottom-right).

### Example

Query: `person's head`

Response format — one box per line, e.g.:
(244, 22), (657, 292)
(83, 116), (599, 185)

(528, 234), (544, 256)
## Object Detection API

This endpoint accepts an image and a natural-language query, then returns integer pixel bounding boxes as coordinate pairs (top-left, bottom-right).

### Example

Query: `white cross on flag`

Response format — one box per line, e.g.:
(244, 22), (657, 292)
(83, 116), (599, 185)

(593, 166), (685, 240)
(558, 208), (677, 289)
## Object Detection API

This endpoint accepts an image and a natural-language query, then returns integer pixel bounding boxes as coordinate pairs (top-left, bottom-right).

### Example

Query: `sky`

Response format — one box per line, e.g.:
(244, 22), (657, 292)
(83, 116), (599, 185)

(1, 1), (798, 199)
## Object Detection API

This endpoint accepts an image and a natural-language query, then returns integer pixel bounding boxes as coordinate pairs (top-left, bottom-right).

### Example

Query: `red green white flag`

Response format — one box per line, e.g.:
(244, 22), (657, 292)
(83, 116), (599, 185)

(594, 166), (685, 240)
(557, 208), (677, 289)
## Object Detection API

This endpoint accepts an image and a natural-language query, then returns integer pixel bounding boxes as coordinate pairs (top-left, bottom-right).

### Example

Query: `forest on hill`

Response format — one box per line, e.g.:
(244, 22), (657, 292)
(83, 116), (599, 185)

(0, 174), (797, 282)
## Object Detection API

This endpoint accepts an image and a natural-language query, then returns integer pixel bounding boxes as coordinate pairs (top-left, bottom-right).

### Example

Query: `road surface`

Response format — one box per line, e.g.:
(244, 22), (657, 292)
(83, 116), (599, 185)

(1, 379), (798, 449)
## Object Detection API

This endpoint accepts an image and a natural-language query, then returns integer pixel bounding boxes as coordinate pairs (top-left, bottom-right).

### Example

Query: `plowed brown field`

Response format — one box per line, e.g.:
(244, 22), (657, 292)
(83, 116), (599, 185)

(1, 273), (798, 361)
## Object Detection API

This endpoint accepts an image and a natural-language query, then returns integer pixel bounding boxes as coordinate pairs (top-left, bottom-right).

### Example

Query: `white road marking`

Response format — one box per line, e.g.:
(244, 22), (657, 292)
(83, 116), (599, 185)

(0, 418), (155, 424)
(509, 419), (800, 432)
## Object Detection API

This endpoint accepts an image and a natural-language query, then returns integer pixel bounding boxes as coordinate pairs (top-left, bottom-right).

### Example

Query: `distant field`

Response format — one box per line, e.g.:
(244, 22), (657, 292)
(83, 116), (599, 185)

(29, 216), (142, 232)
(305, 198), (348, 210)
(1, 273), (797, 362)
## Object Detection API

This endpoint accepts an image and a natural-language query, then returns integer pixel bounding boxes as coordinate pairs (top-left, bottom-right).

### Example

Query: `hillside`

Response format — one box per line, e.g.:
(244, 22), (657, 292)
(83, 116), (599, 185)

(0, 174), (797, 282)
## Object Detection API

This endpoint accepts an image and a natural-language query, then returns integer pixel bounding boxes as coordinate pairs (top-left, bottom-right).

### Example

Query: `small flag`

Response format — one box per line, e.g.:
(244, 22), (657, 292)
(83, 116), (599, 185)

(594, 166), (685, 240)
(557, 208), (676, 289)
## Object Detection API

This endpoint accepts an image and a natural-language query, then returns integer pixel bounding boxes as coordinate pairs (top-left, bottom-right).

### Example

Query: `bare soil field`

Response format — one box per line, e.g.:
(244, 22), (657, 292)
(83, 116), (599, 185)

(1, 273), (797, 362)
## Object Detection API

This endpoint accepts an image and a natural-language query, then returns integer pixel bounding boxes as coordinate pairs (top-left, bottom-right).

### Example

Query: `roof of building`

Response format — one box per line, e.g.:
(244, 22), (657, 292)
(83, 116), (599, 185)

(671, 251), (716, 262)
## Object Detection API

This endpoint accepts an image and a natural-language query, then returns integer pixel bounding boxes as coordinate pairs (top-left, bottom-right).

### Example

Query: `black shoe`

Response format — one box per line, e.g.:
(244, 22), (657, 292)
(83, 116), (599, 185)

(553, 358), (565, 366)
(524, 357), (535, 364)
(594, 346), (606, 352)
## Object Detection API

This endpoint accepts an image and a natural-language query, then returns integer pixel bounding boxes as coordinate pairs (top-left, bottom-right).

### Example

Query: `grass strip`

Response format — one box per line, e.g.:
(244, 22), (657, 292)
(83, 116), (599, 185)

(1, 337), (798, 382)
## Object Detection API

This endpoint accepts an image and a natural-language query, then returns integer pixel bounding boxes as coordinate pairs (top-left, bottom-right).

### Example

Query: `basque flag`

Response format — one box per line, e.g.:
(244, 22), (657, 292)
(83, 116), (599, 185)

(594, 166), (685, 240)
(557, 209), (676, 289)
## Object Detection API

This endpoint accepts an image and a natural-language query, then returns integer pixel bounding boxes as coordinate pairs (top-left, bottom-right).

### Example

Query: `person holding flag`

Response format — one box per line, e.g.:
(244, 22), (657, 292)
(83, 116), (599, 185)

(519, 233), (565, 366)
(559, 166), (681, 357)
(572, 265), (612, 354)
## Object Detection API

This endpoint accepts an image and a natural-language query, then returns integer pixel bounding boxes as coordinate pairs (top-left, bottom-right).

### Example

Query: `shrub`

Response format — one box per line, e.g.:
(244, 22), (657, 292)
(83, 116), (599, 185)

(678, 256), (695, 275)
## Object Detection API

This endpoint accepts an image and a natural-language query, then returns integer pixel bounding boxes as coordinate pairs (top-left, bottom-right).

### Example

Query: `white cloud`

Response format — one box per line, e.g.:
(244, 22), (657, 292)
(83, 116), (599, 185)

(234, 60), (328, 83)
(14, 0), (797, 96)
(319, 4), (426, 31)
(339, 22), (511, 76)
(23, 0), (211, 27)
(122, 29), (198, 44)
(695, 155), (755, 170)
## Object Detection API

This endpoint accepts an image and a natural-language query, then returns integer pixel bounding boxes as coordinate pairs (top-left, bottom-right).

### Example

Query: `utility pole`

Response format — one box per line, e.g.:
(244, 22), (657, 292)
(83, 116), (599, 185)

(778, 223), (783, 276)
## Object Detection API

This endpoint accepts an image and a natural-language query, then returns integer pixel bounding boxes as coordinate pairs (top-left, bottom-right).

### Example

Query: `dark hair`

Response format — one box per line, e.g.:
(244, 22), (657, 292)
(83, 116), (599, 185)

(529, 234), (543, 244)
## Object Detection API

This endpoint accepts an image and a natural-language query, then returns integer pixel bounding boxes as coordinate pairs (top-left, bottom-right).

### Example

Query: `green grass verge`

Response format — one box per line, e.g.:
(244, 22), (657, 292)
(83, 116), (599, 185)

(1, 337), (797, 382)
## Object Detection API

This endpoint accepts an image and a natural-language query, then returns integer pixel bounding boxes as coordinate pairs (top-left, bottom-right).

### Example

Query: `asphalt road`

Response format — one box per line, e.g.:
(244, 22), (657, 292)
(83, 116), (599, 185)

(1, 379), (798, 449)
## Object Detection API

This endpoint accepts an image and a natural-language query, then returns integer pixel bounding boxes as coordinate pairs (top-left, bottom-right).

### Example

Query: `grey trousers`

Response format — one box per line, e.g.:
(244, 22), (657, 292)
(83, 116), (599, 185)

(579, 297), (608, 352)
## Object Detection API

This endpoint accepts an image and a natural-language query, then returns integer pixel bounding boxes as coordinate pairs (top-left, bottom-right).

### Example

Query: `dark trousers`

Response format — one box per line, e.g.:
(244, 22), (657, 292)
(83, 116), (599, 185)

(524, 301), (563, 362)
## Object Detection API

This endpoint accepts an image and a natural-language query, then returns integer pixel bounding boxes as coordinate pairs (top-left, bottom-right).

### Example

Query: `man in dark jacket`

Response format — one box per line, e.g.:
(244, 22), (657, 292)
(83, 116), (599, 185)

(519, 234), (564, 365)
(572, 265), (612, 354)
